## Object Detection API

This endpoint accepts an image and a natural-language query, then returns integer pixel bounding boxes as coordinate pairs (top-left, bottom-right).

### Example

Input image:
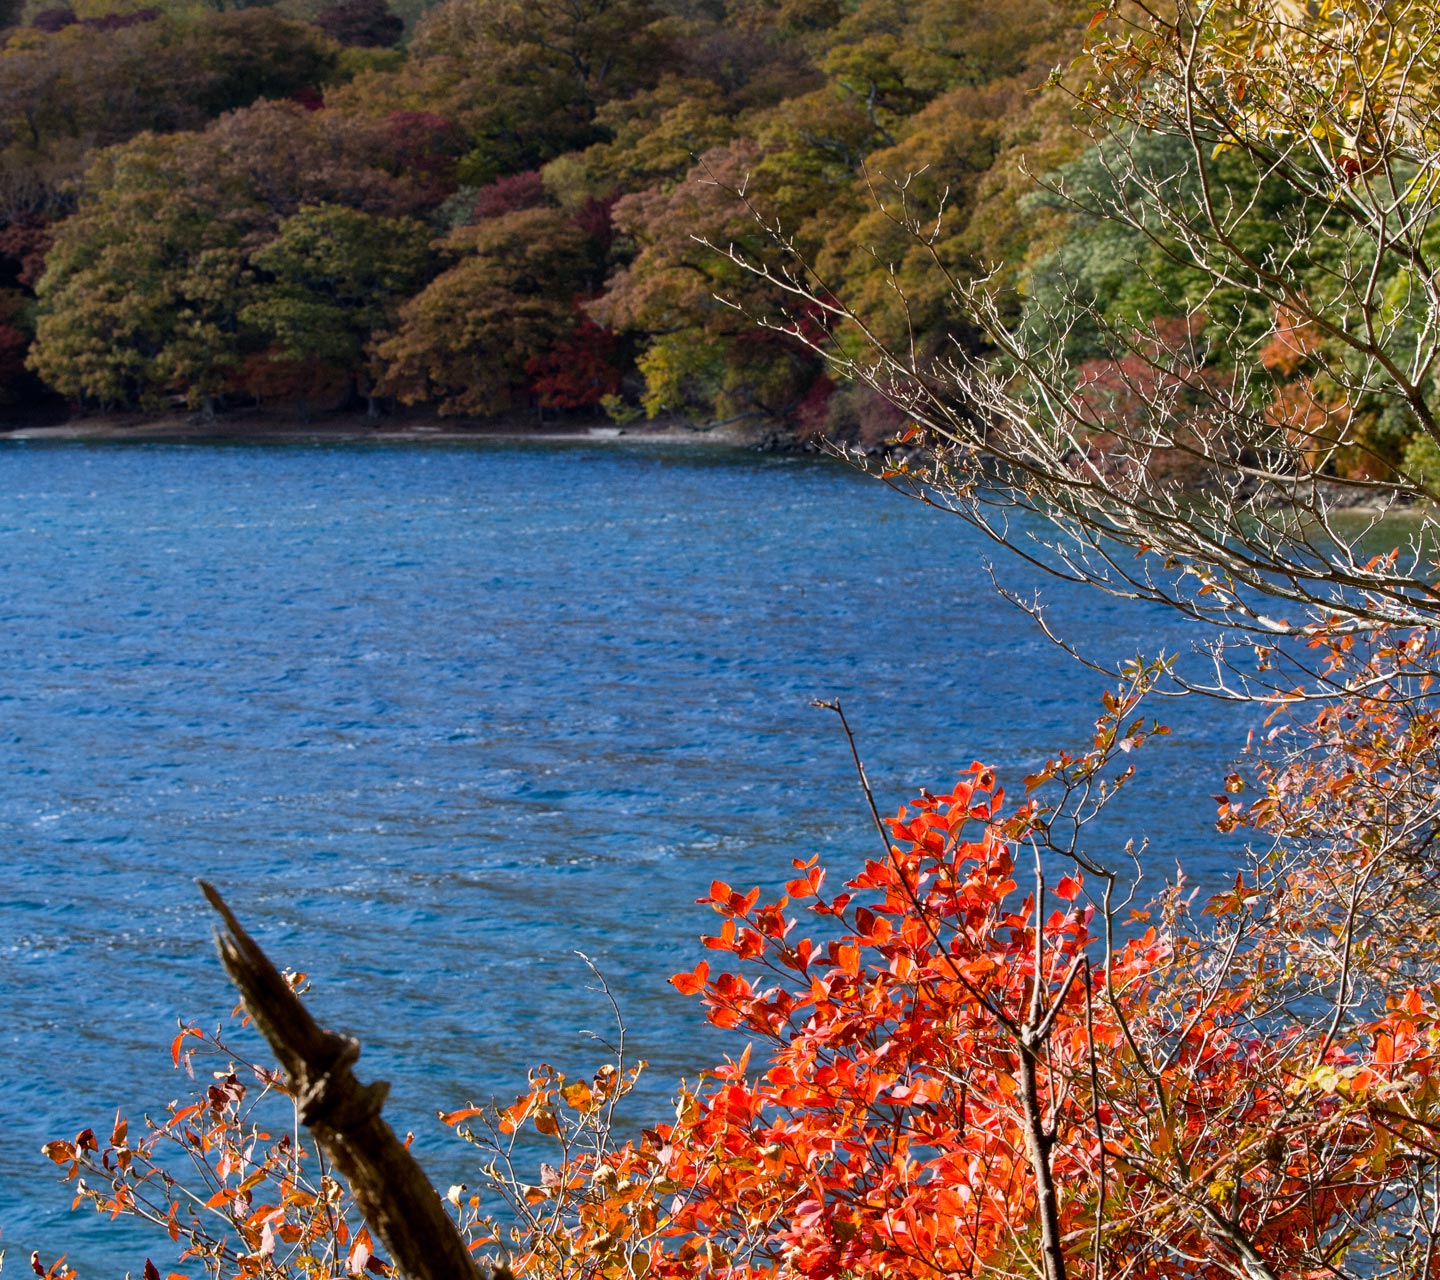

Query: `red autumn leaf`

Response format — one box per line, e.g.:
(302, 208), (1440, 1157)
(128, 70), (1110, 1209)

(670, 961), (710, 995)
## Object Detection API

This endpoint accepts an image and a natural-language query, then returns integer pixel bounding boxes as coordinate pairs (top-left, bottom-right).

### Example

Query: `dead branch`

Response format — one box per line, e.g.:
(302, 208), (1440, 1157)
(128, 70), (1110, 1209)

(198, 880), (486, 1280)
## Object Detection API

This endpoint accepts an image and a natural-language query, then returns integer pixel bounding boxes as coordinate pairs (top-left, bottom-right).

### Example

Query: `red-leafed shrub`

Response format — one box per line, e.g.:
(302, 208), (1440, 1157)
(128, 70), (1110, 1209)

(472, 170), (548, 221)
(527, 317), (624, 409)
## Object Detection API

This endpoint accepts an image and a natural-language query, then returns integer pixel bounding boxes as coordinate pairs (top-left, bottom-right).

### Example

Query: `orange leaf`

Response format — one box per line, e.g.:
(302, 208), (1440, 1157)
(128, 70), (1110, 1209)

(670, 962), (710, 995)
(170, 1028), (201, 1070)
(562, 1080), (594, 1111)
(167, 1103), (203, 1129)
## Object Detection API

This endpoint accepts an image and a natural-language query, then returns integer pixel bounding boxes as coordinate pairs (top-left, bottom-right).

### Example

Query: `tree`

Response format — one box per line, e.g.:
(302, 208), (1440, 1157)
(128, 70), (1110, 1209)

(330, 0), (670, 182)
(51, 667), (1440, 1280)
(168, 9), (339, 117)
(374, 207), (592, 415)
(596, 141), (823, 422)
(27, 98), (446, 410)
(556, 12), (1440, 1270)
(710, 0), (1440, 693)
(569, 0), (1077, 429)
(644, 702), (1440, 1280)
(241, 202), (432, 414)
(570, 16), (1440, 1268)
(26, 130), (254, 408)
(200, 100), (452, 221)
(0, 10), (338, 194)
(313, 0), (404, 47)
(525, 315), (624, 409)
(35, 5), (1440, 1280)
(579, 78), (738, 193)
(426, 669), (1440, 1280)
(804, 77), (1040, 352)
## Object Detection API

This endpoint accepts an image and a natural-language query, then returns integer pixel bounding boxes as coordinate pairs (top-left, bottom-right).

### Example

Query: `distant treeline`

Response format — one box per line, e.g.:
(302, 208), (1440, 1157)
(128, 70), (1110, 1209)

(6, 0), (1433, 475)
(0, 0), (1118, 440)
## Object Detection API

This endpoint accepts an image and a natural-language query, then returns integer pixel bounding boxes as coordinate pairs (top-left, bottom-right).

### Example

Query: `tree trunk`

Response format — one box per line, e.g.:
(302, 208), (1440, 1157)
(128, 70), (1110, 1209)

(1018, 1037), (1068, 1280)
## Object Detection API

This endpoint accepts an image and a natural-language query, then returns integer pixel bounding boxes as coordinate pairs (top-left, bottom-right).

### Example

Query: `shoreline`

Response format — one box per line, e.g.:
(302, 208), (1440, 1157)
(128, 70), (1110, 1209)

(4, 412), (1413, 516)
(0, 407), (781, 447)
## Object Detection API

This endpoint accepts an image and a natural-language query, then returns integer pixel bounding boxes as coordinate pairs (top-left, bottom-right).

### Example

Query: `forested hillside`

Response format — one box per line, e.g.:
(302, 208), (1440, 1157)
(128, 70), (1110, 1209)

(0, 0), (1091, 439)
(12, 0), (1430, 476)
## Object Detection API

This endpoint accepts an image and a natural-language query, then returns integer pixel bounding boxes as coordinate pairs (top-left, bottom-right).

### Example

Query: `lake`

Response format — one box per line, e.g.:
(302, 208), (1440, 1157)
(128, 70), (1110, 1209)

(0, 437), (1249, 1268)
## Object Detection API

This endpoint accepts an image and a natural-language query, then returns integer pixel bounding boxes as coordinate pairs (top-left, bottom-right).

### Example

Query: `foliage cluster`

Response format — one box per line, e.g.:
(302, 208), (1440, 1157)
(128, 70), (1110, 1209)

(6, 0), (1439, 480)
(40, 648), (1440, 1280)
(0, 0), (1089, 430)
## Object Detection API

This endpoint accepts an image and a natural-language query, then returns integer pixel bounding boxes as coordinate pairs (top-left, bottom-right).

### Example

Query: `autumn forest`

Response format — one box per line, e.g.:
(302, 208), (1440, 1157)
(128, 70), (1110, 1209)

(0, 0), (1090, 439)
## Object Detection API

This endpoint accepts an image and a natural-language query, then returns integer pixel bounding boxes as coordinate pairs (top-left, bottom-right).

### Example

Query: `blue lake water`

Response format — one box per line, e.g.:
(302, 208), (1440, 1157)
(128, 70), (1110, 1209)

(0, 438), (1251, 1268)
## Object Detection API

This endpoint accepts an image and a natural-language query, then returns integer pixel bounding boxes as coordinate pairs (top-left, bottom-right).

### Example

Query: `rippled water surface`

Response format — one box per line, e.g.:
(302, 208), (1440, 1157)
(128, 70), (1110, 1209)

(0, 439), (1250, 1266)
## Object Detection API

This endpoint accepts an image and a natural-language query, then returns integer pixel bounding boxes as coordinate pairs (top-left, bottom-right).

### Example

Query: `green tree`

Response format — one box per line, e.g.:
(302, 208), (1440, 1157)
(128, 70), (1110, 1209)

(332, 0), (669, 182)
(242, 203), (432, 415)
(27, 131), (253, 408)
(27, 98), (442, 410)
